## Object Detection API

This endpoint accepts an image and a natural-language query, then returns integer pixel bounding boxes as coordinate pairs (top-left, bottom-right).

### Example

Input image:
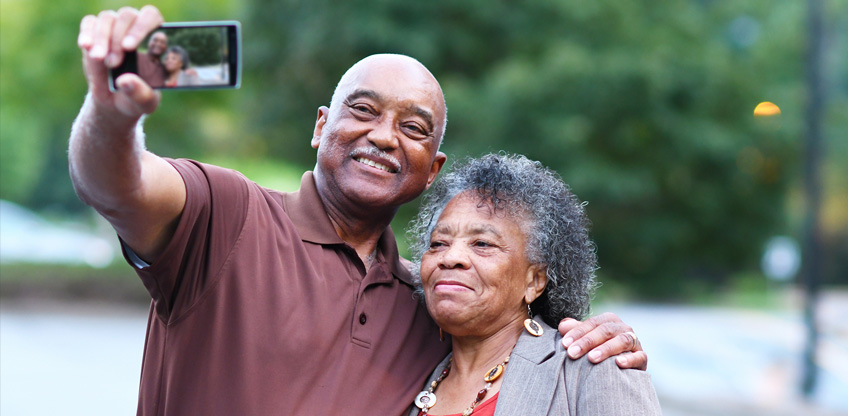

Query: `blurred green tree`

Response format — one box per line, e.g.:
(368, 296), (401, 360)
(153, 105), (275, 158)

(169, 27), (224, 65)
(1, 0), (845, 296)
(241, 0), (846, 298)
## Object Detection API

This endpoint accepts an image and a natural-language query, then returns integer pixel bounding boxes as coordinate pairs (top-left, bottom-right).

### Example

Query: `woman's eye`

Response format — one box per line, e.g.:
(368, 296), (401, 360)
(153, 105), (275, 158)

(429, 241), (446, 249)
(473, 240), (493, 248)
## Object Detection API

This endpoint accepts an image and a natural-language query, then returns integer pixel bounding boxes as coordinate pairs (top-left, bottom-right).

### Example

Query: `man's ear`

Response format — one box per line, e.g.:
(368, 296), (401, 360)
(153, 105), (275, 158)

(524, 265), (548, 305)
(425, 151), (447, 189)
(312, 106), (329, 149)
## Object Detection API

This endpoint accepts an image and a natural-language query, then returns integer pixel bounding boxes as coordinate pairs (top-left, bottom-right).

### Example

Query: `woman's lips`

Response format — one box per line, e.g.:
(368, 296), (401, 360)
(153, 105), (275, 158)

(433, 280), (472, 292)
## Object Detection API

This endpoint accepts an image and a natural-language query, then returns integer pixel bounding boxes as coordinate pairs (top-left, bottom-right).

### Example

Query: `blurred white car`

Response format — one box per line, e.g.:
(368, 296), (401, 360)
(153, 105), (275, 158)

(0, 200), (115, 268)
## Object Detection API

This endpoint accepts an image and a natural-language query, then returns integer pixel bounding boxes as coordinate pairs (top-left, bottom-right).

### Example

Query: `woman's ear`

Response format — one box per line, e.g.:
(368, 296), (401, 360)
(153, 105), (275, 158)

(524, 265), (548, 305)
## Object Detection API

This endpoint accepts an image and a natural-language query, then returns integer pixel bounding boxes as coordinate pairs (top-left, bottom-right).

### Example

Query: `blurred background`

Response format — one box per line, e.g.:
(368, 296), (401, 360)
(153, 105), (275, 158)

(1, 0), (846, 414)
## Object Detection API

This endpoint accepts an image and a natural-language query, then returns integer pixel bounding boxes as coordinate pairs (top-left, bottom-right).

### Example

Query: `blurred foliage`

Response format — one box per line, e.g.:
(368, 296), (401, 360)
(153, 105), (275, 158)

(1, 0), (846, 299)
(168, 27), (224, 65)
(242, 0), (847, 298)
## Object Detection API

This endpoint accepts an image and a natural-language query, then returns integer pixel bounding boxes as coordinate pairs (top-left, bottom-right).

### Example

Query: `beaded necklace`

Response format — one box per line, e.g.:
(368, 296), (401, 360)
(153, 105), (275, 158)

(414, 354), (510, 416)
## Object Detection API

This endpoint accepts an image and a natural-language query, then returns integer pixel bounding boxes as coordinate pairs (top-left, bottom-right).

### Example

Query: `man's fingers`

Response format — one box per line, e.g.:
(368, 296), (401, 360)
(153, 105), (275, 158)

(90, 10), (117, 60)
(79, 12), (117, 97)
(82, 48), (112, 98)
(622, 331), (640, 351)
(123, 5), (164, 51)
(614, 351), (648, 371)
(583, 328), (642, 363)
(560, 317), (594, 349)
(78, 15), (97, 49)
(559, 312), (648, 371)
(557, 318), (580, 346)
(561, 312), (631, 348)
(566, 320), (632, 359)
(107, 7), (138, 68)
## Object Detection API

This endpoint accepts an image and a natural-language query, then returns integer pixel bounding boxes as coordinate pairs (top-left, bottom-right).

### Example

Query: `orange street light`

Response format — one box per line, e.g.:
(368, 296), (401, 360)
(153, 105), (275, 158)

(754, 101), (781, 116)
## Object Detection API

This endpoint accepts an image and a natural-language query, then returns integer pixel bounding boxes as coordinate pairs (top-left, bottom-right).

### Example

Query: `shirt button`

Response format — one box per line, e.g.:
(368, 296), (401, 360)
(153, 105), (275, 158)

(359, 313), (367, 325)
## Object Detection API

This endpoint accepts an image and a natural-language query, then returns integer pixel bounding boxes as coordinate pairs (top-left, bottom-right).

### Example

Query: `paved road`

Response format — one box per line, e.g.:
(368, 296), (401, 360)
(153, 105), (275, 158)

(599, 290), (848, 416)
(2, 291), (846, 415)
(1, 300), (147, 415)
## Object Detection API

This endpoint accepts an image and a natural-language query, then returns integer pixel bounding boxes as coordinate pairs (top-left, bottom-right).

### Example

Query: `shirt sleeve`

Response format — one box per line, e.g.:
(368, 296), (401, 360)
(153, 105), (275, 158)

(126, 158), (251, 322)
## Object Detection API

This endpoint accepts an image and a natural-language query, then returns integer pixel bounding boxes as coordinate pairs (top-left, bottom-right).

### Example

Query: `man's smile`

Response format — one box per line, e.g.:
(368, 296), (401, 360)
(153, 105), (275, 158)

(355, 156), (395, 173)
(350, 148), (401, 173)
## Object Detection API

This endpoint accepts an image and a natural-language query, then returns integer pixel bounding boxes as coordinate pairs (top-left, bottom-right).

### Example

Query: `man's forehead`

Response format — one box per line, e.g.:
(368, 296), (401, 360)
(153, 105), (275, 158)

(340, 61), (444, 112)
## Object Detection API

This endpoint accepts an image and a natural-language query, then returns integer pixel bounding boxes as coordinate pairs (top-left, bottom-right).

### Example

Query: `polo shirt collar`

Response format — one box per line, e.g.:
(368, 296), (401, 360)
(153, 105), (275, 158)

(281, 171), (414, 286)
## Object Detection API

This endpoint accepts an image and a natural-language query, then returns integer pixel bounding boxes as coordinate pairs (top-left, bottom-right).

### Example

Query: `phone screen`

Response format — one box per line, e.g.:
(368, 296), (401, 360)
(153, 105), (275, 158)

(110, 21), (241, 90)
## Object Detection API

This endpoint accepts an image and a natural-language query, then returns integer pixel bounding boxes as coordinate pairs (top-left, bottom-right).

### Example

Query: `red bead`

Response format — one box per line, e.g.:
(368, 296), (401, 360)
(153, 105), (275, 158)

(476, 388), (488, 402)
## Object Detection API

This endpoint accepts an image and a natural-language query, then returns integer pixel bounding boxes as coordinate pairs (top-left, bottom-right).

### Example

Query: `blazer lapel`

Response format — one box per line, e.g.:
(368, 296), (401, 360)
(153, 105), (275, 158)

(493, 319), (564, 416)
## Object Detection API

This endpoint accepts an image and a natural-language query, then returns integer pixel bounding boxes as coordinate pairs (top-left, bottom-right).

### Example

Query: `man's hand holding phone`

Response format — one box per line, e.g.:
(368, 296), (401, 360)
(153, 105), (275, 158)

(78, 5), (241, 124)
(78, 6), (165, 121)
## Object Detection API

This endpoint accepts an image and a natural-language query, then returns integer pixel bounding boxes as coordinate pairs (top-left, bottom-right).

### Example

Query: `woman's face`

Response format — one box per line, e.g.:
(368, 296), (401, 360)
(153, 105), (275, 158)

(164, 51), (183, 73)
(420, 192), (542, 337)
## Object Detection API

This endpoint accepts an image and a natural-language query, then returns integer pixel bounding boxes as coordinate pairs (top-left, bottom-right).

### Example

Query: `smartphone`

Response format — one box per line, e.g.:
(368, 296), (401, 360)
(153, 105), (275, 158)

(109, 21), (241, 91)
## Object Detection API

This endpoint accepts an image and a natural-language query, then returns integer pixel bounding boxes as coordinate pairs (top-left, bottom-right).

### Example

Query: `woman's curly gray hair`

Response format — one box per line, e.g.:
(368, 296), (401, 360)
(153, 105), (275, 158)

(407, 153), (598, 326)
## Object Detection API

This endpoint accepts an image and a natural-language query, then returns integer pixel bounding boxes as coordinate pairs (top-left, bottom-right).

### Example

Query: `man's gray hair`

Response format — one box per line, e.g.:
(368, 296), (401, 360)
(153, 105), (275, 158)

(407, 153), (598, 326)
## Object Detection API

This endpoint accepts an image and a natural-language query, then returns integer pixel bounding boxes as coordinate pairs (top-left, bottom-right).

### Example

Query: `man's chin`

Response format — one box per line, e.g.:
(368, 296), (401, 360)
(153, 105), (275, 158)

(341, 186), (414, 211)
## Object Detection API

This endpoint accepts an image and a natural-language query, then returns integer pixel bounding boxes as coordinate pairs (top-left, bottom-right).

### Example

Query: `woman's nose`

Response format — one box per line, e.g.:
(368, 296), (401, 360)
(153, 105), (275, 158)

(439, 244), (470, 269)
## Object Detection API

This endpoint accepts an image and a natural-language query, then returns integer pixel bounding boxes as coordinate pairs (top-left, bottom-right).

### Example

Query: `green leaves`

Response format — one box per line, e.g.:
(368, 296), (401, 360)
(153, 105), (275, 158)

(2, 0), (846, 295)
(241, 0), (820, 297)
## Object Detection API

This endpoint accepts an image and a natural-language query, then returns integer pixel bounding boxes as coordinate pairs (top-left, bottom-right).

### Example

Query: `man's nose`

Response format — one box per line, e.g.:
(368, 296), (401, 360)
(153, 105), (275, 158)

(366, 117), (399, 150)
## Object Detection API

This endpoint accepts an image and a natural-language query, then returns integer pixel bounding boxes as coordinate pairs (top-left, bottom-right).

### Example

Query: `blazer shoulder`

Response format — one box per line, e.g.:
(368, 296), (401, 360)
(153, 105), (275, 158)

(564, 355), (663, 416)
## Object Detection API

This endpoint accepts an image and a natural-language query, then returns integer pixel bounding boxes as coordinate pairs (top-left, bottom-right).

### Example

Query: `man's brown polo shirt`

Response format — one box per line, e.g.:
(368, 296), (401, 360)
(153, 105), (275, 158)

(129, 159), (449, 415)
(137, 51), (165, 88)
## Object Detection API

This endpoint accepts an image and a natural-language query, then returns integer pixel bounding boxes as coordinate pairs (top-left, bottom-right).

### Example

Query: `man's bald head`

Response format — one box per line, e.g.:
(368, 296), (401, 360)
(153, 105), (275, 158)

(329, 54), (447, 146)
(147, 31), (168, 58)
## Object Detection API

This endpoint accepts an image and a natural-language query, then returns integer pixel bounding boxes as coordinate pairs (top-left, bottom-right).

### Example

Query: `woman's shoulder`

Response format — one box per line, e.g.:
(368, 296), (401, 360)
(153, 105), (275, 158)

(563, 351), (662, 415)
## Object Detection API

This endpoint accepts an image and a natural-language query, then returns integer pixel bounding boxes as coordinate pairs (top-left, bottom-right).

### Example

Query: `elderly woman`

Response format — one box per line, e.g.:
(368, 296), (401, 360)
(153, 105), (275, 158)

(163, 46), (202, 87)
(407, 154), (661, 416)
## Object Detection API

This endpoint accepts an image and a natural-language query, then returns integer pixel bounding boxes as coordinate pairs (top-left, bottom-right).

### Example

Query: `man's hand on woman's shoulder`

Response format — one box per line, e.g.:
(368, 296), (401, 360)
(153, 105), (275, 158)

(557, 312), (647, 370)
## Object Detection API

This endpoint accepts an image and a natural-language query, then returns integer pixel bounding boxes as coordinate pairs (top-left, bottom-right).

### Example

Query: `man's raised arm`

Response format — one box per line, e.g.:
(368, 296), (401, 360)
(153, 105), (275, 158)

(70, 5), (185, 263)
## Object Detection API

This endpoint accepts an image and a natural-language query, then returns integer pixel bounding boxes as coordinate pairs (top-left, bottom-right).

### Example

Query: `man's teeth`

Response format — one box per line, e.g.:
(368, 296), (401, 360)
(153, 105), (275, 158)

(356, 157), (392, 172)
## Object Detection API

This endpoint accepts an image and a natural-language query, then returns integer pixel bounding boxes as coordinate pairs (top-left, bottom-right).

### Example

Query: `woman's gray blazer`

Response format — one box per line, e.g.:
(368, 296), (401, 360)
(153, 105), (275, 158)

(408, 318), (662, 415)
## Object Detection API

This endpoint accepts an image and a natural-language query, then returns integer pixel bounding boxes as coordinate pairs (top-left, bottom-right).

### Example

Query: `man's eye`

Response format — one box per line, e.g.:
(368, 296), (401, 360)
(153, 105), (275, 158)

(403, 123), (428, 138)
(473, 240), (492, 248)
(347, 102), (376, 116)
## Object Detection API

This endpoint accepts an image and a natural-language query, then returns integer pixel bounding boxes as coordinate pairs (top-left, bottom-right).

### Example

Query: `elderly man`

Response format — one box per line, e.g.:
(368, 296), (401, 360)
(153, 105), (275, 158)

(135, 30), (167, 87)
(72, 6), (647, 415)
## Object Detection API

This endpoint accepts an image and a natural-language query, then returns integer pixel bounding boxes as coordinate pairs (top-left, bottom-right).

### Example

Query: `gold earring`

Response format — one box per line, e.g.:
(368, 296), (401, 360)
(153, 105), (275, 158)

(523, 304), (544, 337)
